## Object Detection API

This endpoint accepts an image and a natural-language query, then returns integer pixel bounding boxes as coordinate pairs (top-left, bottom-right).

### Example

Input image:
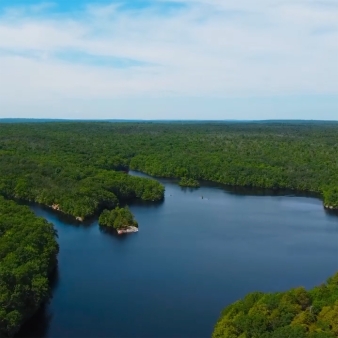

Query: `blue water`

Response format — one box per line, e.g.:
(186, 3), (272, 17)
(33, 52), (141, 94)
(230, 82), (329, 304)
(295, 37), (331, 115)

(17, 172), (338, 338)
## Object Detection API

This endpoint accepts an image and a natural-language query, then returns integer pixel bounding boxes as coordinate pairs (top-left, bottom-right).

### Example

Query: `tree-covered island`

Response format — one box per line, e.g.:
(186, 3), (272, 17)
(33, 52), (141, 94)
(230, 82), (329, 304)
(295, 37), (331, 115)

(99, 207), (138, 234)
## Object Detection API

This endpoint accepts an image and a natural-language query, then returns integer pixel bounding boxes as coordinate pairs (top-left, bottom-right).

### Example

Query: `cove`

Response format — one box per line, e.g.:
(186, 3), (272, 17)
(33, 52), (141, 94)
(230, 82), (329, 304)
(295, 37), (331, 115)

(17, 172), (338, 338)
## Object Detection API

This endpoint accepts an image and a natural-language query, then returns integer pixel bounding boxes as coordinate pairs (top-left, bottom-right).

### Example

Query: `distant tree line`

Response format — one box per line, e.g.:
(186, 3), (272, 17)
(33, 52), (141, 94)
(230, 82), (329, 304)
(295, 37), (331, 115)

(0, 121), (337, 210)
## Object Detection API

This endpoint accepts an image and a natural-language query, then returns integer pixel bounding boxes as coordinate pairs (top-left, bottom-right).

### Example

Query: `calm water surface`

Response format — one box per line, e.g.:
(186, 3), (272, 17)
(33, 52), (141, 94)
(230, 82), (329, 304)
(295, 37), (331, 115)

(17, 172), (338, 338)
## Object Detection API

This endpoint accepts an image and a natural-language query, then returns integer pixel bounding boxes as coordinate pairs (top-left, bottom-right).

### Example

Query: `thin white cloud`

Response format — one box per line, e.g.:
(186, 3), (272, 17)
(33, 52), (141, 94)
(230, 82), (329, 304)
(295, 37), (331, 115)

(0, 0), (337, 118)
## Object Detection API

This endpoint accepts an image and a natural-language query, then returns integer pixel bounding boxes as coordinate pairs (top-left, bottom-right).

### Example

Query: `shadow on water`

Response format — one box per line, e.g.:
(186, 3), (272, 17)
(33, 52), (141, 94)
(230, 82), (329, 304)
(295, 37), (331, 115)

(21, 201), (97, 227)
(122, 198), (164, 209)
(179, 186), (200, 193)
(199, 180), (321, 199)
(15, 305), (52, 338)
(325, 208), (338, 218)
(129, 170), (324, 201)
(128, 170), (338, 219)
(15, 269), (60, 338)
(98, 225), (135, 241)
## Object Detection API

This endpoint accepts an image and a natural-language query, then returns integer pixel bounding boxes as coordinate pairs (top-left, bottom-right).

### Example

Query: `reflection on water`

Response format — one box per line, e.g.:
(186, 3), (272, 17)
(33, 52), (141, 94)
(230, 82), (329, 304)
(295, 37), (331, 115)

(325, 208), (338, 218)
(16, 269), (59, 338)
(16, 305), (52, 338)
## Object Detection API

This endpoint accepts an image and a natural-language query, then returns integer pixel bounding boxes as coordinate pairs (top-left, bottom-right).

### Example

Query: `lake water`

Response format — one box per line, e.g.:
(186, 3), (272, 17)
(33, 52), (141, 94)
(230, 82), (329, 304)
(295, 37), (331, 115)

(17, 172), (338, 338)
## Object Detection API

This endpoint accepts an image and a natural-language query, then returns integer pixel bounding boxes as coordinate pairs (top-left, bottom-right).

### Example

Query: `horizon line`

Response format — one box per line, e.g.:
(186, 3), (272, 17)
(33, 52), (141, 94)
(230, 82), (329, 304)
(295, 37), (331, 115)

(1, 118), (338, 123)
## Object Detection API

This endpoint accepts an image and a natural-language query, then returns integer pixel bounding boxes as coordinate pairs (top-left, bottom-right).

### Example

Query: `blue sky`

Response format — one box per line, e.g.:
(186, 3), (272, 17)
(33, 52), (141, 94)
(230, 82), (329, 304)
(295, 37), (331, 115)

(0, 0), (186, 15)
(0, 0), (337, 120)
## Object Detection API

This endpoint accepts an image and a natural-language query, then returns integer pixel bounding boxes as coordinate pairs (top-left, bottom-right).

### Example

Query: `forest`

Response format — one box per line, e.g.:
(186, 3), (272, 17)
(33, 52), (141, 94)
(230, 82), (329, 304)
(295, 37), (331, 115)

(0, 124), (165, 220)
(213, 272), (338, 338)
(0, 121), (337, 210)
(0, 121), (338, 336)
(0, 197), (58, 337)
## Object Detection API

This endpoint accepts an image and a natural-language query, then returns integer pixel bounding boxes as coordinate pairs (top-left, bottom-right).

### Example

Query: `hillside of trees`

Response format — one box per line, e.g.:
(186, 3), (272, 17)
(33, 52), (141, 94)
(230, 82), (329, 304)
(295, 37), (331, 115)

(0, 197), (59, 337)
(213, 273), (338, 338)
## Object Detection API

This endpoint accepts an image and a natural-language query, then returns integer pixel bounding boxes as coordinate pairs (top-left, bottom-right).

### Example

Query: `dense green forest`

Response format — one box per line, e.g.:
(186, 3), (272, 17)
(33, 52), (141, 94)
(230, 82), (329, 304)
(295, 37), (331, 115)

(213, 273), (338, 338)
(0, 121), (337, 210)
(0, 121), (338, 337)
(0, 197), (58, 337)
(99, 206), (138, 229)
(0, 123), (165, 220)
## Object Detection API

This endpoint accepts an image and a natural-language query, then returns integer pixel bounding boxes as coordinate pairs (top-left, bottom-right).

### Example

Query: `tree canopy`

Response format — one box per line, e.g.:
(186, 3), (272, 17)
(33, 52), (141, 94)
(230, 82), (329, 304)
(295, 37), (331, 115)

(0, 197), (58, 337)
(99, 207), (138, 229)
(1, 121), (337, 211)
(213, 273), (338, 338)
(179, 177), (200, 187)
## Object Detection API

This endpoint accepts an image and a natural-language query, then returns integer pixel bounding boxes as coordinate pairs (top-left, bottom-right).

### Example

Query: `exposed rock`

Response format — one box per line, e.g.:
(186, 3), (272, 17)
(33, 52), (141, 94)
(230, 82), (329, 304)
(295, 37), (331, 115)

(117, 226), (138, 235)
(76, 216), (84, 222)
(324, 205), (337, 210)
(51, 204), (61, 211)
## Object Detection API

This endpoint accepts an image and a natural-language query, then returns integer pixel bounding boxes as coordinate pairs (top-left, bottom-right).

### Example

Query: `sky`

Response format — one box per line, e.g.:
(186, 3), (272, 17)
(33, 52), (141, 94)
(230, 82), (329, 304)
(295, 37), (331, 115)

(0, 0), (337, 120)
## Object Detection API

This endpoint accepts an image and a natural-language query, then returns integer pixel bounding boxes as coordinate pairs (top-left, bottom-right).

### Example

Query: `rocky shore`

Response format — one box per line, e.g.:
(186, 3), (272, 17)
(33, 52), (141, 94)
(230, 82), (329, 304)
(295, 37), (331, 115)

(117, 226), (139, 235)
(324, 205), (338, 210)
(51, 204), (84, 221)
(51, 203), (61, 211)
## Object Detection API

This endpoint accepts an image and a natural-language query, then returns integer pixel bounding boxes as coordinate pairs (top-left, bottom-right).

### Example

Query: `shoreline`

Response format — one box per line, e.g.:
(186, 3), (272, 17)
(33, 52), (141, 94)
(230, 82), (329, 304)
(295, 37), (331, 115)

(9, 169), (338, 226)
(129, 170), (338, 211)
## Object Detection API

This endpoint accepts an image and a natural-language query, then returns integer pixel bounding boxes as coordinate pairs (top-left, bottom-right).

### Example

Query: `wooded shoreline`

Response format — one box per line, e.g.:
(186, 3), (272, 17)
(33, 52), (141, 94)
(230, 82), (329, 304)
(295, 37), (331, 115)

(1, 121), (338, 336)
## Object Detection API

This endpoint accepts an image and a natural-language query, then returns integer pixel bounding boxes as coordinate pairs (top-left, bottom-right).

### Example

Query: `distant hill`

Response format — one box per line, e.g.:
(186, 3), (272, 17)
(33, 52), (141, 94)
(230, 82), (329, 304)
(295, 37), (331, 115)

(0, 118), (68, 123)
(1, 118), (337, 125)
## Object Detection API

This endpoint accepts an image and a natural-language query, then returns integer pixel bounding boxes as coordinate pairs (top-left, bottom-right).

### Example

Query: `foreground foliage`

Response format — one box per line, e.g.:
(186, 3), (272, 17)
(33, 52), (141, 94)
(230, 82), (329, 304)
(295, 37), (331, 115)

(99, 207), (138, 229)
(213, 273), (338, 338)
(0, 197), (59, 337)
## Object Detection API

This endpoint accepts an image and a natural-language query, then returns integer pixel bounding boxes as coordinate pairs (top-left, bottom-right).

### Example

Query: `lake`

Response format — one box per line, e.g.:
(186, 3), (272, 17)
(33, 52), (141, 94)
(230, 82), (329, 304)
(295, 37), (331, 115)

(17, 172), (338, 338)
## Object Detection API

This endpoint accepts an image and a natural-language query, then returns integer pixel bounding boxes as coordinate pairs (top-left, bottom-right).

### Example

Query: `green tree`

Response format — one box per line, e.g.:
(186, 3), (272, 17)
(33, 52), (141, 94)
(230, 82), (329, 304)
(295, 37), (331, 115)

(99, 207), (138, 229)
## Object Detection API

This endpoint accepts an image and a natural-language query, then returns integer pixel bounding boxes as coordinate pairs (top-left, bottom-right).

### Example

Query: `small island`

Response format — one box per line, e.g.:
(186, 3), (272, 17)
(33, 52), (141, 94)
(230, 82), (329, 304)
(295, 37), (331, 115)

(179, 177), (200, 188)
(99, 207), (138, 235)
